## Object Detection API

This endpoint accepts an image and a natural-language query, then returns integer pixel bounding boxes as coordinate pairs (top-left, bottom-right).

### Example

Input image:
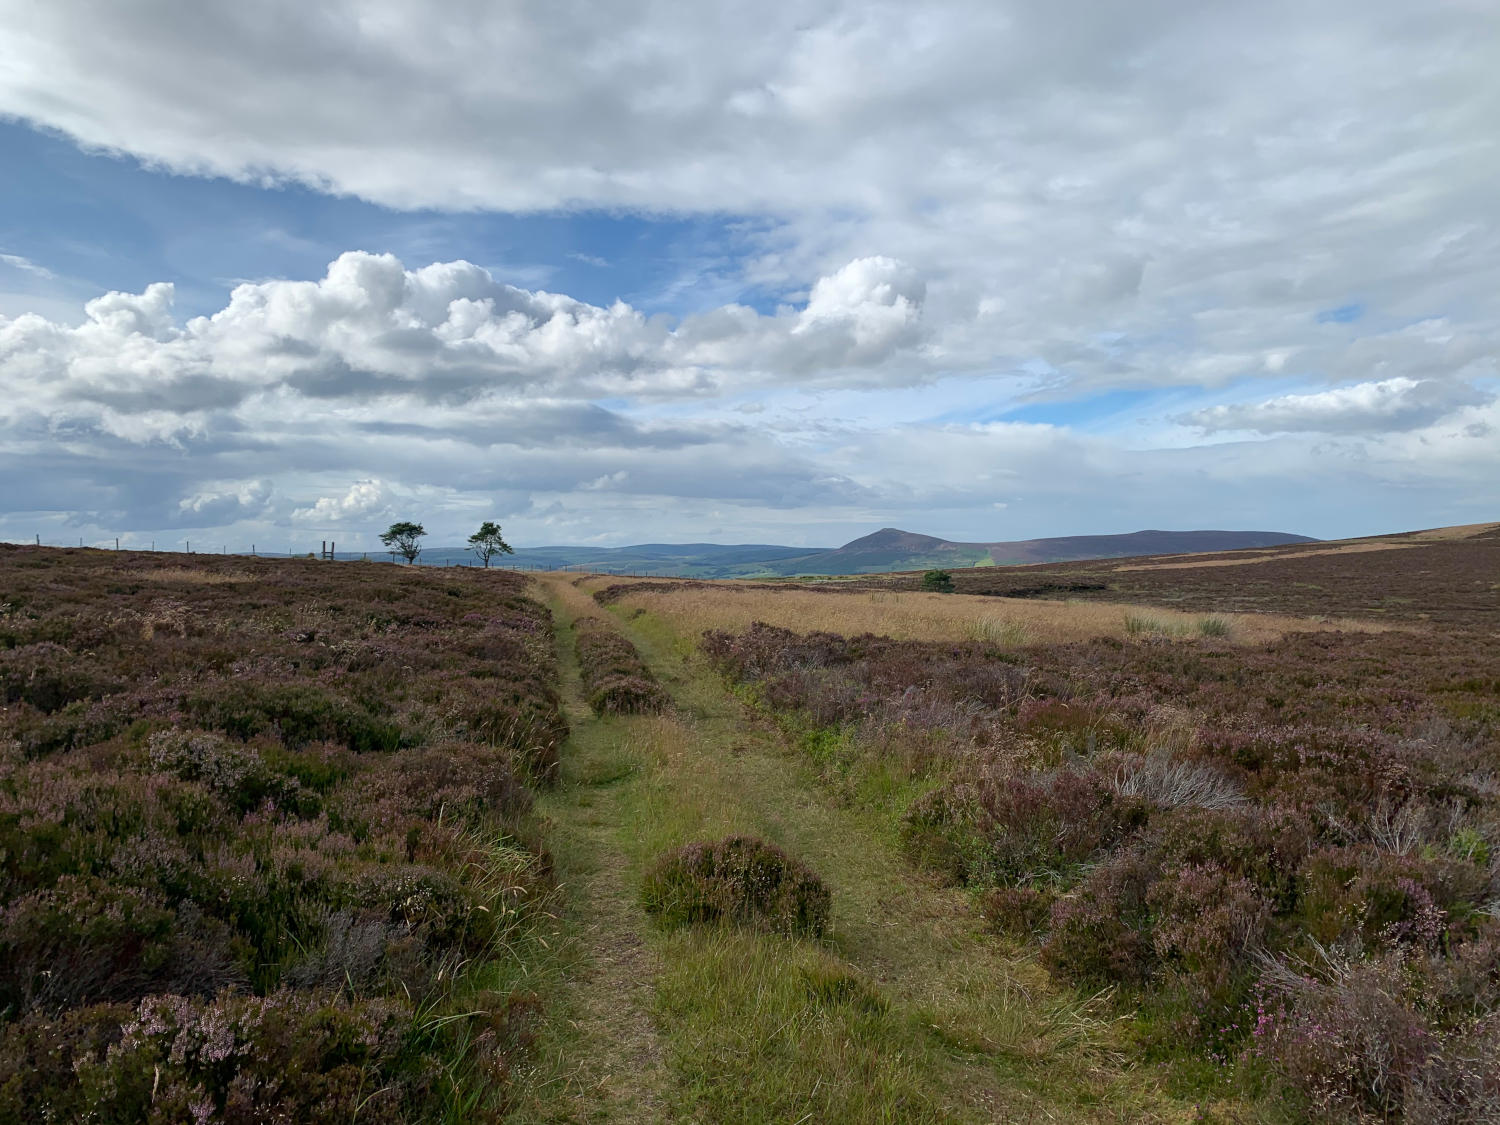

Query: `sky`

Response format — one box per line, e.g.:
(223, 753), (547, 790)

(1, 0), (1496, 552)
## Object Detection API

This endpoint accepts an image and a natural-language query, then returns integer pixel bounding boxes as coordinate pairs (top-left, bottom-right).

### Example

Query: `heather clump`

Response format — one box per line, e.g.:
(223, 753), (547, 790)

(0, 642), (119, 713)
(904, 762), (1147, 886)
(1040, 849), (1156, 987)
(1147, 863), (1270, 1016)
(0, 989), (459, 1124)
(1252, 946), (1500, 1123)
(642, 835), (831, 937)
(574, 617), (670, 714)
(147, 728), (286, 812)
(0, 546), (567, 1115)
(0, 875), (233, 1014)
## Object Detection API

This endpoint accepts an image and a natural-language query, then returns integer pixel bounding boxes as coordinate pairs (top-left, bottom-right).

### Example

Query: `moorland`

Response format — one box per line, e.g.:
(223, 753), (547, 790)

(2, 522), (1496, 1122)
(419, 526), (1315, 578)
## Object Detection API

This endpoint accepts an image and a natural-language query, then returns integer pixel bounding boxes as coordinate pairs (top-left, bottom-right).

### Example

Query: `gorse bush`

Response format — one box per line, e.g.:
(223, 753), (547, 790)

(0, 546), (566, 1119)
(920, 570), (954, 593)
(642, 835), (831, 937)
(574, 617), (670, 715)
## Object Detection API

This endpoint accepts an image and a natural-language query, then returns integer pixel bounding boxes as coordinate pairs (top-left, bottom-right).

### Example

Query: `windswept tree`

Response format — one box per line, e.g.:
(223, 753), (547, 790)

(380, 521), (426, 564)
(467, 520), (514, 568)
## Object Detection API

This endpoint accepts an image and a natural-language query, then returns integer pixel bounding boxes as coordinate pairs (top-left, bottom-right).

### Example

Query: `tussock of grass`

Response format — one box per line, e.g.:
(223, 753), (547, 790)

(1123, 611), (1189, 638)
(964, 616), (1031, 645)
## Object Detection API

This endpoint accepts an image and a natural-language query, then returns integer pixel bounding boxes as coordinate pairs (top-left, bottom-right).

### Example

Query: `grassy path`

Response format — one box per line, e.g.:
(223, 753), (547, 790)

(507, 581), (670, 1123)
(511, 574), (1201, 1123)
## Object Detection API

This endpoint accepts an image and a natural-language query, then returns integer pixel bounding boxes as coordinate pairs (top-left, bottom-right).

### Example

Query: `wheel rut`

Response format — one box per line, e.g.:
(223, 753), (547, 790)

(512, 579), (669, 1123)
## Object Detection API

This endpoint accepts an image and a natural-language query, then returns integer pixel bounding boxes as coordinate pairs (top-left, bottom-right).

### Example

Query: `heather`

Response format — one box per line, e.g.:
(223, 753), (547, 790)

(0, 546), (566, 1121)
(573, 615), (670, 715)
(642, 835), (831, 937)
(702, 615), (1500, 1120)
(950, 526), (1500, 632)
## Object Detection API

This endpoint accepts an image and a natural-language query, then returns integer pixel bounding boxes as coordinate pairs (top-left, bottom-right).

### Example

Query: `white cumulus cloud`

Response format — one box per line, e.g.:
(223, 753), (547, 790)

(0, 251), (930, 448)
(1181, 377), (1494, 435)
(293, 479), (393, 524)
(178, 479), (274, 524)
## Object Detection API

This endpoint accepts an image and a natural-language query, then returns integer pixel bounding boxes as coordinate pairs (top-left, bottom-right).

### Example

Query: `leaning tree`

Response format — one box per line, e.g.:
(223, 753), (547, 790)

(380, 521), (426, 564)
(467, 520), (515, 567)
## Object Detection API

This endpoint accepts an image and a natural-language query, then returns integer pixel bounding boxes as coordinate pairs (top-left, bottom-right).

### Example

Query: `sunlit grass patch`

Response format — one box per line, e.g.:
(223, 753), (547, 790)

(587, 578), (1382, 648)
(134, 566), (258, 584)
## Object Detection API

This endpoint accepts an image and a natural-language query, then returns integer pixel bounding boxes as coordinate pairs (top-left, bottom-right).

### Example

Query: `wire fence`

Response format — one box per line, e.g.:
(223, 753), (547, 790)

(10, 533), (682, 578)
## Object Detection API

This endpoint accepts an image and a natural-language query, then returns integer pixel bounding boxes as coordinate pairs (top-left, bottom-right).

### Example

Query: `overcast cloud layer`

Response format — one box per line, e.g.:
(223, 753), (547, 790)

(0, 0), (1496, 549)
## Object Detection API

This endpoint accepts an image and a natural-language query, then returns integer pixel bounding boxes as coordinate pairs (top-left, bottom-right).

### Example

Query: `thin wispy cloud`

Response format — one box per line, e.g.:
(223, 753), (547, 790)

(1, 251), (55, 279)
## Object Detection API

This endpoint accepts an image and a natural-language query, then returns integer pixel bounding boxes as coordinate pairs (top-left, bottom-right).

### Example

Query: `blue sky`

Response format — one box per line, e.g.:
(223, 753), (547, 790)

(1, 0), (1497, 551)
(0, 121), (770, 321)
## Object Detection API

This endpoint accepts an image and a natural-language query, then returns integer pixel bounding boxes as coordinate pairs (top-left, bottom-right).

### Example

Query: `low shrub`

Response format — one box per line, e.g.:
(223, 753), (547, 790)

(0, 876), (221, 1015)
(186, 682), (403, 752)
(920, 570), (954, 593)
(1041, 849), (1155, 987)
(0, 988), (460, 1124)
(642, 835), (831, 937)
(1148, 863), (1269, 1017)
(904, 764), (1148, 887)
(1254, 949), (1500, 1123)
(147, 728), (285, 813)
(981, 885), (1054, 937)
(588, 674), (672, 715)
(574, 619), (670, 715)
(0, 643), (118, 713)
(1292, 847), (1456, 954)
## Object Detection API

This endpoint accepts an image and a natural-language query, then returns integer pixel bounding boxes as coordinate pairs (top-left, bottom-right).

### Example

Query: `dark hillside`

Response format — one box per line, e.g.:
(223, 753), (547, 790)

(951, 525), (1500, 632)
(983, 528), (1315, 563)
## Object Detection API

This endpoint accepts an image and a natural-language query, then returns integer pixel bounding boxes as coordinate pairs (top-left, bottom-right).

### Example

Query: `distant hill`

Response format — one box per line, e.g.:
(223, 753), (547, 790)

(984, 529), (1319, 565)
(415, 527), (1317, 577)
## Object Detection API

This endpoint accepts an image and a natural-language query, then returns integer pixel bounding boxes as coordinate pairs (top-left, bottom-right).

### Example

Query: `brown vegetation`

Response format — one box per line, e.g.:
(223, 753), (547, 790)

(950, 524), (1500, 631)
(0, 545), (566, 1121)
